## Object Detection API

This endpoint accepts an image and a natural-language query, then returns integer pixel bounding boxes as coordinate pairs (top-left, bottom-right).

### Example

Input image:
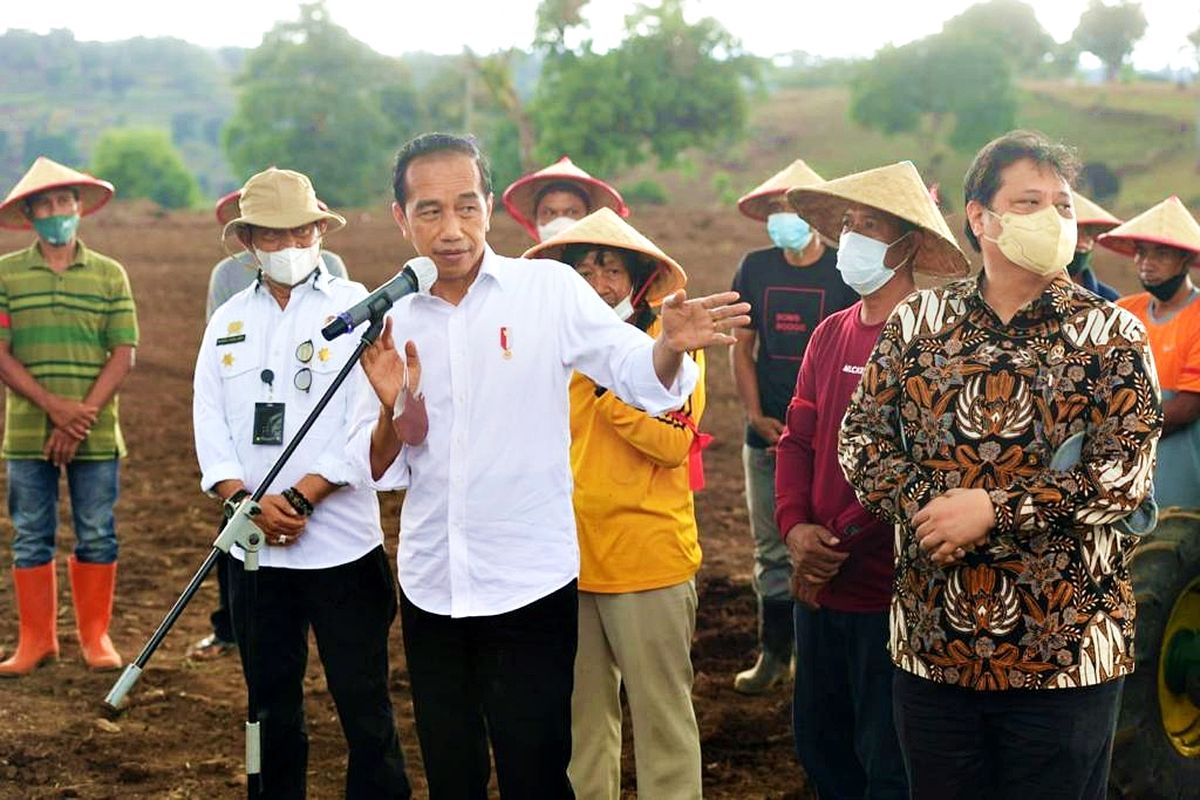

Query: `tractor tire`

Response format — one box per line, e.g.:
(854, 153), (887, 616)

(1109, 511), (1200, 799)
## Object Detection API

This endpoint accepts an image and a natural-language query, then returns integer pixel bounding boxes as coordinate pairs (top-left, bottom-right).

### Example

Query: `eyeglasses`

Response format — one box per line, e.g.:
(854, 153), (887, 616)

(295, 340), (313, 392)
(252, 223), (321, 247)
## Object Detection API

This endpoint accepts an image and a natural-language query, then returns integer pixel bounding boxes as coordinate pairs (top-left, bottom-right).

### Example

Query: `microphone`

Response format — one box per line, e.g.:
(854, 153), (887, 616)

(322, 256), (439, 340)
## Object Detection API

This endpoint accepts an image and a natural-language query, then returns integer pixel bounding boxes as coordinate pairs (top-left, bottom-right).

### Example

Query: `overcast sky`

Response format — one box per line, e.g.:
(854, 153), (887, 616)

(6, 0), (1198, 72)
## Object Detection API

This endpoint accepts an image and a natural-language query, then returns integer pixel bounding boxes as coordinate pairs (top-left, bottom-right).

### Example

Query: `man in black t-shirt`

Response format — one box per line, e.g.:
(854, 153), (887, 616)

(729, 161), (858, 694)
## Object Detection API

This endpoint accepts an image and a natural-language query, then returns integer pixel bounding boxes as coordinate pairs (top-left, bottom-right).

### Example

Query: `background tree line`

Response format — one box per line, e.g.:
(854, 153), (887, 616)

(0, 0), (1191, 211)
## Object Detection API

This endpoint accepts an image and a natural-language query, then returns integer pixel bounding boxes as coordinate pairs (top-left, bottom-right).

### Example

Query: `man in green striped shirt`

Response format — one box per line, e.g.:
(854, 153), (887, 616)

(0, 157), (138, 676)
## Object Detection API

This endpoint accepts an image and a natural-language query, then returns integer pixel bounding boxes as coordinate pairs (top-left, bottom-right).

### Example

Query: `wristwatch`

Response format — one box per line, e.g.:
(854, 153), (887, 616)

(223, 488), (251, 521)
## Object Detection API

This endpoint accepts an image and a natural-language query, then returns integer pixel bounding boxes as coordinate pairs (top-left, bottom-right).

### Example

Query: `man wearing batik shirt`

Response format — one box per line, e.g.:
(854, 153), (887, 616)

(839, 130), (1161, 799)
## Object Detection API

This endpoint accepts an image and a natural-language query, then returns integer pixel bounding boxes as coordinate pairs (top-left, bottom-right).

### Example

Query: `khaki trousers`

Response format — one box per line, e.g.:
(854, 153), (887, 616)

(569, 580), (702, 800)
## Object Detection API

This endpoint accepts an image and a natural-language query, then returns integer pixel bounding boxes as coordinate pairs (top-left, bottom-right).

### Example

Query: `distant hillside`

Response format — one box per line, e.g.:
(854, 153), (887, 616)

(629, 81), (1200, 219)
(0, 29), (242, 196)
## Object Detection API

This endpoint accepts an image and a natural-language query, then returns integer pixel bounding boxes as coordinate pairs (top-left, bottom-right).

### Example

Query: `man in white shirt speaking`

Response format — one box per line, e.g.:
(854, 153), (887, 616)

(352, 133), (749, 799)
(193, 167), (412, 799)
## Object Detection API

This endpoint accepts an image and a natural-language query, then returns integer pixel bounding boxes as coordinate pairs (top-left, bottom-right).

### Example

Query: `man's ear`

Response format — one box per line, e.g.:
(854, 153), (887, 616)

(235, 225), (253, 250)
(965, 200), (988, 242)
(392, 201), (411, 241)
(484, 193), (494, 233)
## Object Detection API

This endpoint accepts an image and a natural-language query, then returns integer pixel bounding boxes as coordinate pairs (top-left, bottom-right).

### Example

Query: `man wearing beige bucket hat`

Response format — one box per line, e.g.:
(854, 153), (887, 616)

(729, 159), (858, 694)
(502, 155), (629, 242)
(777, 159), (967, 799)
(193, 167), (413, 798)
(524, 208), (706, 799)
(1068, 192), (1122, 301)
(1101, 196), (1200, 510)
(353, 132), (747, 798)
(841, 131), (1161, 798)
(187, 187), (351, 664)
(205, 188), (350, 319)
(0, 156), (137, 677)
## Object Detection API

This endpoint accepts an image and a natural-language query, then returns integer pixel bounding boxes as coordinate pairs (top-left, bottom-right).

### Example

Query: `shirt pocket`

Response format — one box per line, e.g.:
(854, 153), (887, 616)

(216, 346), (263, 429)
(304, 341), (350, 398)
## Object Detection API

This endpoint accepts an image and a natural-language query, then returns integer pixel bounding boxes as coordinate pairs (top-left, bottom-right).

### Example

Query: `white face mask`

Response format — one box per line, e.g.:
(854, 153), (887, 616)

(983, 205), (1077, 276)
(836, 231), (906, 296)
(256, 241), (322, 287)
(537, 215), (578, 242)
(612, 292), (635, 321)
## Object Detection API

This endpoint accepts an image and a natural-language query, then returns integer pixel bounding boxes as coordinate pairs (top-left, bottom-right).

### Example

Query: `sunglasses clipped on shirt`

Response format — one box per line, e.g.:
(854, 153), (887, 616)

(294, 339), (313, 392)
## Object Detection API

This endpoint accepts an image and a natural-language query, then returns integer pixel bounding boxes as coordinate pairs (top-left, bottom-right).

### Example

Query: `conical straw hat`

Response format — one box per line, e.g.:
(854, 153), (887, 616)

(1072, 191), (1121, 230)
(737, 159), (824, 222)
(787, 161), (969, 278)
(214, 189), (242, 226)
(220, 168), (346, 241)
(522, 207), (686, 305)
(1097, 196), (1200, 258)
(503, 157), (629, 240)
(0, 156), (114, 230)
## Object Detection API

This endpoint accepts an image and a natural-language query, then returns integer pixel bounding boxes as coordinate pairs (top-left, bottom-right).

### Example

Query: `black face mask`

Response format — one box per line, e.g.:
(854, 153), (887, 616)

(1066, 249), (1091, 277)
(1143, 272), (1188, 302)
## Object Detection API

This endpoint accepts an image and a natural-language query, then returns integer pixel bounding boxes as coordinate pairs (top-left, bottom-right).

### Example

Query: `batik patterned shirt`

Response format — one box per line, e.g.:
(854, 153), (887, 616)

(839, 274), (1161, 690)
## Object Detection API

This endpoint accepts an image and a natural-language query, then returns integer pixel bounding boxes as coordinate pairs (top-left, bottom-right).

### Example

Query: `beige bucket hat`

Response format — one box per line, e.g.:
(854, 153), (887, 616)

(220, 167), (346, 240)
(522, 207), (686, 305)
(503, 157), (629, 240)
(215, 185), (338, 227)
(0, 156), (115, 230)
(787, 161), (969, 278)
(1097, 196), (1200, 258)
(1072, 191), (1121, 231)
(737, 159), (824, 222)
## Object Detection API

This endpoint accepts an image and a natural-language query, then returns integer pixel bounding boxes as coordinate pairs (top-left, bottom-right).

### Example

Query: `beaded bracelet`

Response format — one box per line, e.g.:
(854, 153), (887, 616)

(281, 486), (314, 517)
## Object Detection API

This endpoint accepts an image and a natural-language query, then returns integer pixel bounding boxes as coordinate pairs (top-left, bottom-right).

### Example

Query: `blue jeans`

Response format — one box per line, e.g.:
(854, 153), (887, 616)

(793, 605), (907, 800)
(8, 459), (120, 568)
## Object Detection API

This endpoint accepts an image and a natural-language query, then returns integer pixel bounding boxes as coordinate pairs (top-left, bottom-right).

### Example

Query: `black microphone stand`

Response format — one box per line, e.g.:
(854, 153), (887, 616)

(105, 311), (389, 799)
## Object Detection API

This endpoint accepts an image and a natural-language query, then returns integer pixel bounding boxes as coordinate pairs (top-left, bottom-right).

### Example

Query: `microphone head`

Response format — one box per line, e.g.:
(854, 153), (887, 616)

(405, 256), (439, 293)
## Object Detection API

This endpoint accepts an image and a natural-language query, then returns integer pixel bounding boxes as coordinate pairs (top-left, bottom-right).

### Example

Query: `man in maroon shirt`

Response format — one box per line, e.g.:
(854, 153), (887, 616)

(776, 162), (968, 799)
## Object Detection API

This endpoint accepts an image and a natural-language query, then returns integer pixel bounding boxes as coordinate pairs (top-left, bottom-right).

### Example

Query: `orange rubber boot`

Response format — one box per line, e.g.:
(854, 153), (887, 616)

(67, 556), (122, 671)
(0, 562), (60, 677)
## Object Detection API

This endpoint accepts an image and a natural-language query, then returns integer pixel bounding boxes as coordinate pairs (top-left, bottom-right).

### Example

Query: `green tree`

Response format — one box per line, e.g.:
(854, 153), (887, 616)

(530, 0), (757, 177)
(942, 0), (1054, 74)
(850, 34), (1017, 172)
(1073, 0), (1148, 82)
(1189, 26), (1200, 78)
(534, 0), (590, 55)
(222, 2), (420, 207)
(90, 128), (201, 209)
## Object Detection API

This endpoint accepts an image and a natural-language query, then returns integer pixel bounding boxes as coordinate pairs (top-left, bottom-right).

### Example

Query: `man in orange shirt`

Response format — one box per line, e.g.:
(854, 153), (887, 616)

(1100, 196), (1200, 508)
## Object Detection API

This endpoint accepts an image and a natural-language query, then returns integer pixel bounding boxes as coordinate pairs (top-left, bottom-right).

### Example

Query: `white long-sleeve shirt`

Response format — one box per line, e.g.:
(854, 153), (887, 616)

(194, 268), (387, 570)
(348, 247), (698, 618)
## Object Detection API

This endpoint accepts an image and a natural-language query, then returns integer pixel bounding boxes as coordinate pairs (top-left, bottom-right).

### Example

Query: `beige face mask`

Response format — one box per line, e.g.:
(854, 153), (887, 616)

(983, 205), (1078, 276)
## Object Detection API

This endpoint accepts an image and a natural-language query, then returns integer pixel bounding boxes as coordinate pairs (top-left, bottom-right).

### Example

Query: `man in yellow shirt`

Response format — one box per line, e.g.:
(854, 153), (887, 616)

(524, 209), (706, 799)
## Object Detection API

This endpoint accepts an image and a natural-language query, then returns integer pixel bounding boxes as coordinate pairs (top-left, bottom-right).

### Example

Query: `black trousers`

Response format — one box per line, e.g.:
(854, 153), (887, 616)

(793, 605), (907, 800)
(399, 580), (578, 800)
(892, 670), (1123, 800)
(229, 546), (411, 800)
(211, 546), (236, 643)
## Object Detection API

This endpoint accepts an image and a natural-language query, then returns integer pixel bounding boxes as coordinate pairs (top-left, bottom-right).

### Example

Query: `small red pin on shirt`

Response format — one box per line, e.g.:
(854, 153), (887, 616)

(500, 326), (512, 359)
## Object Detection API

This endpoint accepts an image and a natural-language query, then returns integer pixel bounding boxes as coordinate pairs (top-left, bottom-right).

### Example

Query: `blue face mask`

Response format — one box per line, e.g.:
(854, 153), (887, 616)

(767, 212), (813, 252)
(836, 230), (909, 296)
(32, 214), (80, 247)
